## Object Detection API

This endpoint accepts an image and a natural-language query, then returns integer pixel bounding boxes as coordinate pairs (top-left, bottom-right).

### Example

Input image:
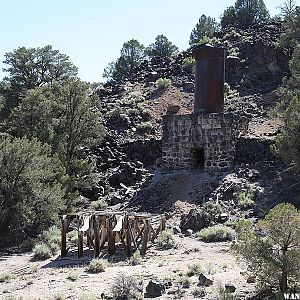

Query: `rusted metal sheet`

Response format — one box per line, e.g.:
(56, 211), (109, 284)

(192, 44), (225, 113)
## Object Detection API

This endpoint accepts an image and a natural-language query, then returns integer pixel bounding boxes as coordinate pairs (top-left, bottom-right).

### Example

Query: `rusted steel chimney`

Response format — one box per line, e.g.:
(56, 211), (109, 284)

(192, 44), (225, 113)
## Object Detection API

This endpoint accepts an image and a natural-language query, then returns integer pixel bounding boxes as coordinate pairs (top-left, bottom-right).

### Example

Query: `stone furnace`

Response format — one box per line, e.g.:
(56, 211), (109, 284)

(161, 44), (246, 171)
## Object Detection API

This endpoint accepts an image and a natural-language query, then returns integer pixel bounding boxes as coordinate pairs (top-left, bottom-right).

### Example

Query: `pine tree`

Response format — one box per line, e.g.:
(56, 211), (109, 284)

(189, 15), (216, 45)
(221, 0), (270, 28)
(146, 34), (178, 58)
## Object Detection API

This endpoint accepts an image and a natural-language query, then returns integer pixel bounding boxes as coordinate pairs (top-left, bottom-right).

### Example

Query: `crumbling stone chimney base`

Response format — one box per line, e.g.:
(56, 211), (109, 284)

(161, 112), (245, 171)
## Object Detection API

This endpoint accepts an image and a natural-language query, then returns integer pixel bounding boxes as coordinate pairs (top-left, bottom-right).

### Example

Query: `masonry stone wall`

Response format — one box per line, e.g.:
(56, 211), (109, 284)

(161, 112), (243, 171)
(235, 136), (277, 163)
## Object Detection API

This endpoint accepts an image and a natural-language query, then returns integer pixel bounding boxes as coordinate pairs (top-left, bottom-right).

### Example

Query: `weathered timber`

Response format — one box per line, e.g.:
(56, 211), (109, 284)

(60, 211), (165, 258)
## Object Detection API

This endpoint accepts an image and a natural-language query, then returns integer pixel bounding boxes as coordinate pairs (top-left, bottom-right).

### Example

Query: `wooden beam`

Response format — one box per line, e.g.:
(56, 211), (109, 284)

(129, 224), (137, 251)
(108, 217), (116, 255)
(78, 231), (84, 258)
(60, 217), (68, 257)
(160, 216), (166, 231)
(141, 219), (150, 256)
(93, 217), (100, 258)
(136, 225), (145, 247)
(125, 216), (132, 256)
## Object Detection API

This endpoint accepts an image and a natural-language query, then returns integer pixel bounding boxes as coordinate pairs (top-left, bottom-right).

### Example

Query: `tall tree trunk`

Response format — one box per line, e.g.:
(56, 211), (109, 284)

(280, 269), (288, 292)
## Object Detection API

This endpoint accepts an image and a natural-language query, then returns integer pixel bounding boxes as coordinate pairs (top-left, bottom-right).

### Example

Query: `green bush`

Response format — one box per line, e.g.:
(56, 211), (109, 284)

(107, 107), (122, 118)
(136, 121), (154, 134)
(197, 226), (235, 242)
(33, 242), (52, 260)
(86, 258), (108, 273)
(67, 272), (79, 281)
(41, 225), (61, 246)
(67, 229), (78, 246)
(186, 263), (202, 277)
(192, 287), (206, 298)
(228, 46), (240, 57)
(156, 78), (171, 90)
(111, 273), (143, 300)
(217, 285), (235, 300)
(236, 185), (257, 209)
(0, 274), (13, 283)
(202, 202), (222, 222)
(53, 293), (66, 300)
(182, 57), (196, 74)
(121, 91), (145, 105)
(179, 276), (191, 288)
(4, 296), (23, 300)
(91, 198), (108, 210)
(129, 250), (142, 266)
(32, 225), (61, 259)
(78, 294), (97, 300)
(232, 203), (300, 293)
(157, 229), (177, 249)
(197, 35), (218, 45)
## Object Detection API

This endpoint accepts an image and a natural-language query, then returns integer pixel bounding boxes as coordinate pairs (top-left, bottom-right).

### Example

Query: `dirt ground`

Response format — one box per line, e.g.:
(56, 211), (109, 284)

(0, 231), (256, 300)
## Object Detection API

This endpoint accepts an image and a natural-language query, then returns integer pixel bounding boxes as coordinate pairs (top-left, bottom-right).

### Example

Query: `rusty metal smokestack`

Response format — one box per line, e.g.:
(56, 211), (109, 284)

(192, 44), (225, 113)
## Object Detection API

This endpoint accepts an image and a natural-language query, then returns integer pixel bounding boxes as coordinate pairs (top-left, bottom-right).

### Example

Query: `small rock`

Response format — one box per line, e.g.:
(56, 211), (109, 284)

(180, 209), (209, 232)
(146, 278), (166, 297)
(198, 273), (213, 287)
(185, 229), (194, 236)
(182, 81), (194, 93)
(247, 276), (256, 283)
(225, 283), (236, 293)
(218, 213), (229, 223)
(166, 105), (180, 114)
(173, 226), (181, 234)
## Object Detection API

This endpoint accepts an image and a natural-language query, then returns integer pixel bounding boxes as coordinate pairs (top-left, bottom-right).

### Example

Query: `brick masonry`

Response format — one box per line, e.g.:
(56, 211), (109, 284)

(161, 112), (247, 171)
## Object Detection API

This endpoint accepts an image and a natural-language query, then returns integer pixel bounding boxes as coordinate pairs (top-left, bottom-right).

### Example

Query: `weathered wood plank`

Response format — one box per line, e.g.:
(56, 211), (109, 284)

(61, 217), (68, 257)
(93, 217), (100, 258)
(141, 219), (150, 256)
(108, 217), (116, 255)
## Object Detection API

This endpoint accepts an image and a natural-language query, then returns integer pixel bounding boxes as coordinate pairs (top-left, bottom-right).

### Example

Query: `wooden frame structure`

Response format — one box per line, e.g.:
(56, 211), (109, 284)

(61, 211), (166, 258)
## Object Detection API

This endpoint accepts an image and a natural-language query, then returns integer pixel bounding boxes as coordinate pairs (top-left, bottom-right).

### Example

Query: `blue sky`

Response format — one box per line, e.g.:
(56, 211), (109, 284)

(0, 0), (286, 83)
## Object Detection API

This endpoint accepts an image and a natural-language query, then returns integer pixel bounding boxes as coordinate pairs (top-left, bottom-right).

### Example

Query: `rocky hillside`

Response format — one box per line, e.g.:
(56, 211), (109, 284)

(78, 21), (293, 211)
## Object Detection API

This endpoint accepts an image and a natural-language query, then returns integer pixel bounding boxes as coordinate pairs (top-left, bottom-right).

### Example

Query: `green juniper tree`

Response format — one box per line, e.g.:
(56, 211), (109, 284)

(0, 136), (66, 239)
(280, 5), (300, 52)
(232, 203), (300, 293)
(146, 34), (178, 58)
(221, 0), (270, 28)
(103, 39), (145, 82)
(6, 79), (105, 192)
(273, 44), (300, 171)
(0, 45), (78, 118)
(189, 15), (216, 46)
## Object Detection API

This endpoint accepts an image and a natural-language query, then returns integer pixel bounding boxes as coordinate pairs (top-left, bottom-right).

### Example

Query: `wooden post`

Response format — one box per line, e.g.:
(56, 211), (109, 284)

(87, 217), (93, 248)
(160, 215), (166, 231)
(78, 231), (84, 258)
(141, 219), (150, 256)
(93, 216), (100, 258)
(129, 225), (138, 252)
(61, 217), (68, 257)
(125, 216), (132, 256)
(108, 217), (116, 255)
(100, 216), (107, 251)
